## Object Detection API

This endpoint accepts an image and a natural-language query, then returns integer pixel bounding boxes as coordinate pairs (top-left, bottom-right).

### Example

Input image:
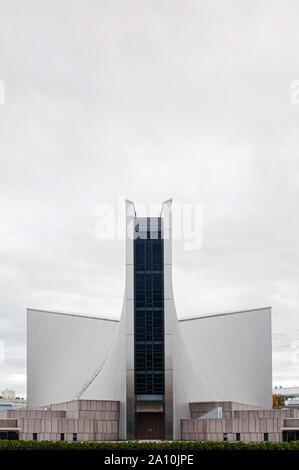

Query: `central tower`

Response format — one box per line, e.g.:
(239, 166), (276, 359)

(125, 200), (175, 440)
(134, 217), (164, 438)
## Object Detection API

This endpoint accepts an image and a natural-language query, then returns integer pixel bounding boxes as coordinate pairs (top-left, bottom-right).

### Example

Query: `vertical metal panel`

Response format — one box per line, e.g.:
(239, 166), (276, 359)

(125, 200), (136, 439)
(161, 200), (174, 440)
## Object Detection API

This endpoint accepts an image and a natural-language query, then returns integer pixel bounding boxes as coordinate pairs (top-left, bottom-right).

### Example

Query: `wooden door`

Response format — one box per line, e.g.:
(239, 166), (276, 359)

(136, 413), (164, 440)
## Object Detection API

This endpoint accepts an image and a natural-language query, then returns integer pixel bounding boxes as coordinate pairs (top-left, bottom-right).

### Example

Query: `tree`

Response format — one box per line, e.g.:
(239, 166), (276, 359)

(272, 393), (285, 409)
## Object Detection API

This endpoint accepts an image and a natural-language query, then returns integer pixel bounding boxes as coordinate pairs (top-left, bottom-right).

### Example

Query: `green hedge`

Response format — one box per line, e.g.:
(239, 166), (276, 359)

(0, 440), (299, 450)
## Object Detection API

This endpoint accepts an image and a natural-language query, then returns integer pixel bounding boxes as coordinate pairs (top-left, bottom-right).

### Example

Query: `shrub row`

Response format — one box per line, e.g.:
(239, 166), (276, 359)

(0, 440), (299, 451)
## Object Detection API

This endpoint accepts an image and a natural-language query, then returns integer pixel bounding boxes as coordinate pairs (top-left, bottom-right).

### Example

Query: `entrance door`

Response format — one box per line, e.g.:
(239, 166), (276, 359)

(136, 413), (164, 440)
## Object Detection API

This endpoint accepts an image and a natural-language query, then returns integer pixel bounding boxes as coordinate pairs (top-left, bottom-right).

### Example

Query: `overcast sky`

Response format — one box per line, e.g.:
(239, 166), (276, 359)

(1, 0), (299, 396)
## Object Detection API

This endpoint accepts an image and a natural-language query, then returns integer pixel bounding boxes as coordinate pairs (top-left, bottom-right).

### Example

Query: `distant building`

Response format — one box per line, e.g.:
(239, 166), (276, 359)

(0, 389), (27, 410)
(273, 386), (299, 407)
(1, 389), (15, 400)
(10, 398), (27, 410)
(0, 400), (14, 411)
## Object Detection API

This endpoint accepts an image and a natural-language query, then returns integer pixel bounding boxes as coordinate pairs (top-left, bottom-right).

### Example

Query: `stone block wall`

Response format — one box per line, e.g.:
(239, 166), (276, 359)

(182, 402), (299, 442)
(0, 400), (120, 442)
(190, 401), (263, 419)
(0, 418), (18, 428)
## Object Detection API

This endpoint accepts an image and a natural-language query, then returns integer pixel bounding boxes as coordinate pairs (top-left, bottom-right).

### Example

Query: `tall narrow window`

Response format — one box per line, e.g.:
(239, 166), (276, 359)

(60, 433), (65, 441)
(134, 218), (164, 396)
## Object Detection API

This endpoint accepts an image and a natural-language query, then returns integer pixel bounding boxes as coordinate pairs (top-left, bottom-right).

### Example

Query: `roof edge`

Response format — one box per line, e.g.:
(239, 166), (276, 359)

(26, 308), (119, 323)
(178, 306), (272, 322)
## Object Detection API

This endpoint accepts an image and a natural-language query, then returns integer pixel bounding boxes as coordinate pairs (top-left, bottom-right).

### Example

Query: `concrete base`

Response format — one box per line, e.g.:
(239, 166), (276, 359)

(182, 401), (299, 443)
(0, 399), (119, 442)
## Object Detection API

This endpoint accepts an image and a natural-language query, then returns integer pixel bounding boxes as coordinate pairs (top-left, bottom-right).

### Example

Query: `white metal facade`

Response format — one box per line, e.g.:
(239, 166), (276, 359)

(179, 308), (272, 409)
(27, 309), (119, 409)
(27, 200), (273, 439)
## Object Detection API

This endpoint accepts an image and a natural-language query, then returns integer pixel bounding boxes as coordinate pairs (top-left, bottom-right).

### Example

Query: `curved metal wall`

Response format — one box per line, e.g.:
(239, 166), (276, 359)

(179, 307), (272, 409)
(27, 309), (119, 409)
(81, 299), (127, 439)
